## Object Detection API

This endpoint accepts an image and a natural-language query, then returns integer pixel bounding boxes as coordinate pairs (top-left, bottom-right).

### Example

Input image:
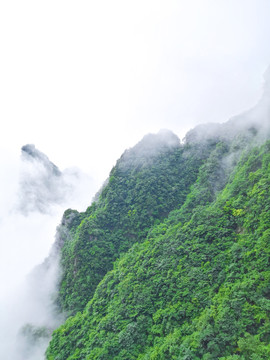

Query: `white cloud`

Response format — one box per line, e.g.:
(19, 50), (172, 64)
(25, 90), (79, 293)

(0, 1), (270, 183)
(0, 146), (97, 359)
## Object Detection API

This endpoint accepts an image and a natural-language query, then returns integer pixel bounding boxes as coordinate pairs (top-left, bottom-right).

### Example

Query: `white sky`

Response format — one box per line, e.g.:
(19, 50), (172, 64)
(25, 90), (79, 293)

(1, 0), (270, 184)
(1, 3), (270, 353)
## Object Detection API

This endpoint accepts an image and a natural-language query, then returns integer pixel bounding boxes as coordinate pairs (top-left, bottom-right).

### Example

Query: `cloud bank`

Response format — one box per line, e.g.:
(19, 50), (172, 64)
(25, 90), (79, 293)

(0, 145), (96, 360)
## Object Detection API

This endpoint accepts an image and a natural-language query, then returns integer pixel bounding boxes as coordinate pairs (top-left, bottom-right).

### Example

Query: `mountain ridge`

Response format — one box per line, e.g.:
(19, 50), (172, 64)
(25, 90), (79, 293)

(15, 82), (270, 359)
(46, 125), (270, 360)
(42, 96), (270, 359)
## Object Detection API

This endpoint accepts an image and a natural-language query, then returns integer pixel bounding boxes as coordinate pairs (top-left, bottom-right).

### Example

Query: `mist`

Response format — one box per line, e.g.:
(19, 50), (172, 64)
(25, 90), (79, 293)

(1, 1), (270, 184)
(0, 146), (97, 360)
(1, 71), (269, 359)
(1, 1), (270, 359)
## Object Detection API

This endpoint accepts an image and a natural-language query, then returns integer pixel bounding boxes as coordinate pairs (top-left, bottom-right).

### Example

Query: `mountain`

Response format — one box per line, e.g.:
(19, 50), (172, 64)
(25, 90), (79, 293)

(18, 144), (93, 215)
(54, 129), (209, 315)
(46, 136), (270, 359)
(36, 72), (270, 359)
(44, 126), (269, 359)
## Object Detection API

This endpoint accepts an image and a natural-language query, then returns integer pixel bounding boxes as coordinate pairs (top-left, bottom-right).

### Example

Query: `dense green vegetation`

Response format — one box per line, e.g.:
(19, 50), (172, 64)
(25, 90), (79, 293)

(56, 131), (212, 314)
(46, 125), (270, 359)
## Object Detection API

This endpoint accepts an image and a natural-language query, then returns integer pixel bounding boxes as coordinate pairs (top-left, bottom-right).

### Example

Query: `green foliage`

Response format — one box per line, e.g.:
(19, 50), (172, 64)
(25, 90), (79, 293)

(47, 132), (270, 359)
(57, 132), (210, 314)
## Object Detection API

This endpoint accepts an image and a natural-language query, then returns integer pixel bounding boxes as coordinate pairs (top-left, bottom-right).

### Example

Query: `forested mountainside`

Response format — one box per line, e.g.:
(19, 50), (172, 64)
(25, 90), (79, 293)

(55, 124), (260, 316)
(56, 130), (214, 315)
(43, 107), (270, 359)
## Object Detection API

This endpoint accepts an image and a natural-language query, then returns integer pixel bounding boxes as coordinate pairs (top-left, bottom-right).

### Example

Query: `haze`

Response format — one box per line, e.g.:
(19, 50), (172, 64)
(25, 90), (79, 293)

(1, 0), (270, 182)
(0, 1), (270, 359)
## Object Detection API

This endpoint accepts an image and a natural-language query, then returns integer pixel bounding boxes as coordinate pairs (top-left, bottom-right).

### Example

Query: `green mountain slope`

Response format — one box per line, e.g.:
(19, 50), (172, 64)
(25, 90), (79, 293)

(45, 114), (270, 359)
(47, 137), (270, 360)
(56, 130), (211, 314)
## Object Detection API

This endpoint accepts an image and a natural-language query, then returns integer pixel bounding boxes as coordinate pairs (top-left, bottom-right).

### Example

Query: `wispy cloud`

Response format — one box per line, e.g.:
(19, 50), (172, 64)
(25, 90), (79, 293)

(0, 145), (96, 359)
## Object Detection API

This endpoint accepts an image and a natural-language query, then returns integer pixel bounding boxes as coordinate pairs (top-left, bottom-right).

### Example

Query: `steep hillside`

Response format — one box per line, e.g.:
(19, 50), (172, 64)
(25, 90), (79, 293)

(56, 130), (211, 314)
(41, 74), (270, 358)
(56, 123), (262, 316)
(46, 133), (270, 359)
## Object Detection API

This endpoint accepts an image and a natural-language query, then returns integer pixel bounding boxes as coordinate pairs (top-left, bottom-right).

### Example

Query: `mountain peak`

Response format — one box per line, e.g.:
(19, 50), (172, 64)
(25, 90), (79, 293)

(117, 129), (180, 170)
(21, 144), (61, 176)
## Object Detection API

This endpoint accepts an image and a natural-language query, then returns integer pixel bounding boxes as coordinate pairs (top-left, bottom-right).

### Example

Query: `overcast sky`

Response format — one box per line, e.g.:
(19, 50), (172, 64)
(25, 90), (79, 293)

(1, 3), (270, 356)
(1, 0), (270, 184)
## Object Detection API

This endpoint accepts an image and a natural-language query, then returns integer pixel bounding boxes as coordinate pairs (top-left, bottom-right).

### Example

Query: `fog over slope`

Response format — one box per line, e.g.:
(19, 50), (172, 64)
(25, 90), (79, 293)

(185, 66), (270, 144)
(1, 67), (270, 359)
(0, 146), (96, 360)
(19, 144), (92, 214)
(45, 68), (270, 359)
